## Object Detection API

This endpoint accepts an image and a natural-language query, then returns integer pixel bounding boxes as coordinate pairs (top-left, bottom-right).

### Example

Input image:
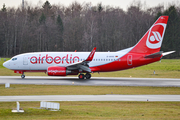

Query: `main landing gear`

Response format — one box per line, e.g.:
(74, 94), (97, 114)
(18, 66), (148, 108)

(78, 73), (91, 79)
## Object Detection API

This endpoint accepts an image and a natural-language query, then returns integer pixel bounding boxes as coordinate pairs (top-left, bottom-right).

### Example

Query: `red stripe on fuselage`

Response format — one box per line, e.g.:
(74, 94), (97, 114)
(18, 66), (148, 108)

(90, 54), (162, 72)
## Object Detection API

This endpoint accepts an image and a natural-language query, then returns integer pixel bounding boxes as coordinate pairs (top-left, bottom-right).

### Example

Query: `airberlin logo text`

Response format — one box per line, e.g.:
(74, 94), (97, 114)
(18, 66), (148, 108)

(48, 70), (65, 74)
(146, 23), (166, 49)
(30, 54), (79, 64)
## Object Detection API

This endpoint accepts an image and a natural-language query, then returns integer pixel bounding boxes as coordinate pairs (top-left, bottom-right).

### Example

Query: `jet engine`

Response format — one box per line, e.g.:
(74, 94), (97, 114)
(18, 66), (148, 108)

(47, 66), (70, 76)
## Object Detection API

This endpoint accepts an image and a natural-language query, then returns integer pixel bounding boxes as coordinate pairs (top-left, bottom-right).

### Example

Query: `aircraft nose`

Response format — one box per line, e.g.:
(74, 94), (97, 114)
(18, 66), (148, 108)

(3, 60), (10, 69)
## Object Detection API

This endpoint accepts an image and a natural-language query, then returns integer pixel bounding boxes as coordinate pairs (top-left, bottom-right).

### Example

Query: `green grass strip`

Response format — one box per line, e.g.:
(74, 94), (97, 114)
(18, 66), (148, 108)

(0, 101), (180, 120)
(1, 85), (180, 95)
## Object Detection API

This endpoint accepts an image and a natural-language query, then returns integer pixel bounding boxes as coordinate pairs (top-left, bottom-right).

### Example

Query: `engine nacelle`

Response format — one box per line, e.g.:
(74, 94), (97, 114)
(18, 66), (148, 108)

(47, 66), (69, 76)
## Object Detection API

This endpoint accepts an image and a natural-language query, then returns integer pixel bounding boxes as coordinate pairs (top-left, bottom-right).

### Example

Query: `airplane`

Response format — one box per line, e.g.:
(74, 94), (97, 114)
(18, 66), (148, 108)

(3, 16), (175, 79)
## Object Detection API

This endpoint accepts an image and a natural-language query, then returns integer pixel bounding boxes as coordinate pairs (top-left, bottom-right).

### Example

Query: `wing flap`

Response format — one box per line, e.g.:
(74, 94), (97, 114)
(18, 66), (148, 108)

(79, 65), (91, 72)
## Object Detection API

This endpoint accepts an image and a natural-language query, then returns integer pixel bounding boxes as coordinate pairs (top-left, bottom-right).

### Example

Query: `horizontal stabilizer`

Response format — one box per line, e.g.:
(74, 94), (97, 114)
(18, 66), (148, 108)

(162, 51), (175, 56)
(144, 51), (163, 58)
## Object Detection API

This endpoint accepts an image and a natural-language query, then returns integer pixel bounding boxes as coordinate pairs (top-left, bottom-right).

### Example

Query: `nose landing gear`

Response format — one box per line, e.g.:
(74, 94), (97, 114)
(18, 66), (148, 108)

(21, 73), (25, 79)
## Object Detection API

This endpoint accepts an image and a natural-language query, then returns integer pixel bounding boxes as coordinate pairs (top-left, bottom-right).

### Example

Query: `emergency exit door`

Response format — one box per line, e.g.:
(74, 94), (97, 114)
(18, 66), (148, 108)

(127, 55), (132, 65)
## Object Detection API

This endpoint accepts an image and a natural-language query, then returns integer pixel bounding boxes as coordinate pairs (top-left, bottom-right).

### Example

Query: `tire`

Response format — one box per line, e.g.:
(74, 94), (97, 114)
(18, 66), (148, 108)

(78, 74), (84, 79)
(21, 74), (25, 79)
(85, 73), (91, 79)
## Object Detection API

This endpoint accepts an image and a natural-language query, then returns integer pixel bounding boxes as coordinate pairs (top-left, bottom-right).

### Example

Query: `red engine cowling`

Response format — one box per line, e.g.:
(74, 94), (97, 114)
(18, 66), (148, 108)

(47, 66), (67, 76)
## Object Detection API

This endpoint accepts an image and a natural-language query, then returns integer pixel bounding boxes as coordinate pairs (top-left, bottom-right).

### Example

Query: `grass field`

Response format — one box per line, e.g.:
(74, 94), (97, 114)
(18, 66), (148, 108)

(0, 101), (180, 120)
(0, 85), (180, 96)
(1, 58), (180, 78)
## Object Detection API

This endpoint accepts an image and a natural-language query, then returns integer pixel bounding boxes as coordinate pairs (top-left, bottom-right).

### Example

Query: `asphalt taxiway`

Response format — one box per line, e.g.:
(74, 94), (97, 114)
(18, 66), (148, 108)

(0, 76), (180, 87)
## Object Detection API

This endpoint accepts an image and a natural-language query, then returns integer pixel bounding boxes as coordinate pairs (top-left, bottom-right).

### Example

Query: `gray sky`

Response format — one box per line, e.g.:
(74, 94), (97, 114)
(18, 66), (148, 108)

(0, 0), (179, 10)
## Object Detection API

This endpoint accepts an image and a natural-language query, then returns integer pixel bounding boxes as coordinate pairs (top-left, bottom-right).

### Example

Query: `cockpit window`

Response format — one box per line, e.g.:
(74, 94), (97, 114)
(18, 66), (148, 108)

(12, 58), (17, 61)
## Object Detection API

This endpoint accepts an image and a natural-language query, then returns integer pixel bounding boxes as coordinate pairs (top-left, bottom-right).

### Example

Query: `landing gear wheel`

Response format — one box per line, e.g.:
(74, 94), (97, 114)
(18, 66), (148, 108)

(21, 74), (25, 79)
(85, 73), (91, 79)
(78, 74), (85, 79)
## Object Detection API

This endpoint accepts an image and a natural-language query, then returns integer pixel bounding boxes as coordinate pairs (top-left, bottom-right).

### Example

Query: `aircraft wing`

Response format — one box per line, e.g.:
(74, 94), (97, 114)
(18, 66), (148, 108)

(66, 47), (96, 72)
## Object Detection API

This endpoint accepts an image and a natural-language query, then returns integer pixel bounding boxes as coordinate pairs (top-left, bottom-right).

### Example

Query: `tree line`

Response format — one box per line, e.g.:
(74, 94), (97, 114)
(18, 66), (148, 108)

(0, 1), (180, 58)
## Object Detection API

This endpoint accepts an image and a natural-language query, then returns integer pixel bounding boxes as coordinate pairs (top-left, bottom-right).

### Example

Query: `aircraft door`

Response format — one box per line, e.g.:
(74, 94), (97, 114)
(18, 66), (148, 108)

(23, 55), (28, 65)
(127, 55), (132, 65)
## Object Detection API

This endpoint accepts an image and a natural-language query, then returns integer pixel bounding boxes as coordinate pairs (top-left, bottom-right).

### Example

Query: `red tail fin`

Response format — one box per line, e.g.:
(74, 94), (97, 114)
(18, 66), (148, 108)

(129, 16), (169, 54)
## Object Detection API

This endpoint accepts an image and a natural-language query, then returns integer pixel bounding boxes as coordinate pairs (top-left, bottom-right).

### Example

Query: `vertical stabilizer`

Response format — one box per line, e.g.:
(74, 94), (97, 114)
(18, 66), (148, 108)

(129, 16), (169, 54)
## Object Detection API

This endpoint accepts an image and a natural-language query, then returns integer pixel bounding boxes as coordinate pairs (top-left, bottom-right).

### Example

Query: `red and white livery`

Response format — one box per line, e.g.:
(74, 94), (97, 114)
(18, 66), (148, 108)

(3, 16), (175, 79)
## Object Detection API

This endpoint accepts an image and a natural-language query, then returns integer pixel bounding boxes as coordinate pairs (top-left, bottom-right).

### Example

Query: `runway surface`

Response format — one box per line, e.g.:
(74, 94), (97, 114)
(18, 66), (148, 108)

(1, 95), (180, 102)
(0, 76), (180, 87)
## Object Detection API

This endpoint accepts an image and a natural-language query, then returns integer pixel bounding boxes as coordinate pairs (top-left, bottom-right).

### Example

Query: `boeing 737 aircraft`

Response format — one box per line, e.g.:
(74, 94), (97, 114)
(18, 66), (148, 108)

(3, 16), (175, 79)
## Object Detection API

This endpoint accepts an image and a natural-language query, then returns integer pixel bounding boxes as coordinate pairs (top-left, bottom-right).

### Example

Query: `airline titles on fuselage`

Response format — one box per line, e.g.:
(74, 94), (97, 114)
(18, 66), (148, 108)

(29, 54), (120, 65)
(30, 54), (79, 64)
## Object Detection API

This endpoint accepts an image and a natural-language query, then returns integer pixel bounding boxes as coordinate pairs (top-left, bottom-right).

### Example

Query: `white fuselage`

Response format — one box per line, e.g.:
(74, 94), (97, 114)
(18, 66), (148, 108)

(3, 47), (132, 71)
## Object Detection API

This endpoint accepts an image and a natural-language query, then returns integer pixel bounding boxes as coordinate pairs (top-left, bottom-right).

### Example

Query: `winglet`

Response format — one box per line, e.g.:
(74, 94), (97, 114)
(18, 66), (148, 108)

(85, 47), (96, 61)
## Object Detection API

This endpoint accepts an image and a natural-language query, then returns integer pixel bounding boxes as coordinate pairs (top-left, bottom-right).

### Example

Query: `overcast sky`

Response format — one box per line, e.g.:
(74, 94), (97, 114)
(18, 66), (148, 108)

(0, 0), (179, 10)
